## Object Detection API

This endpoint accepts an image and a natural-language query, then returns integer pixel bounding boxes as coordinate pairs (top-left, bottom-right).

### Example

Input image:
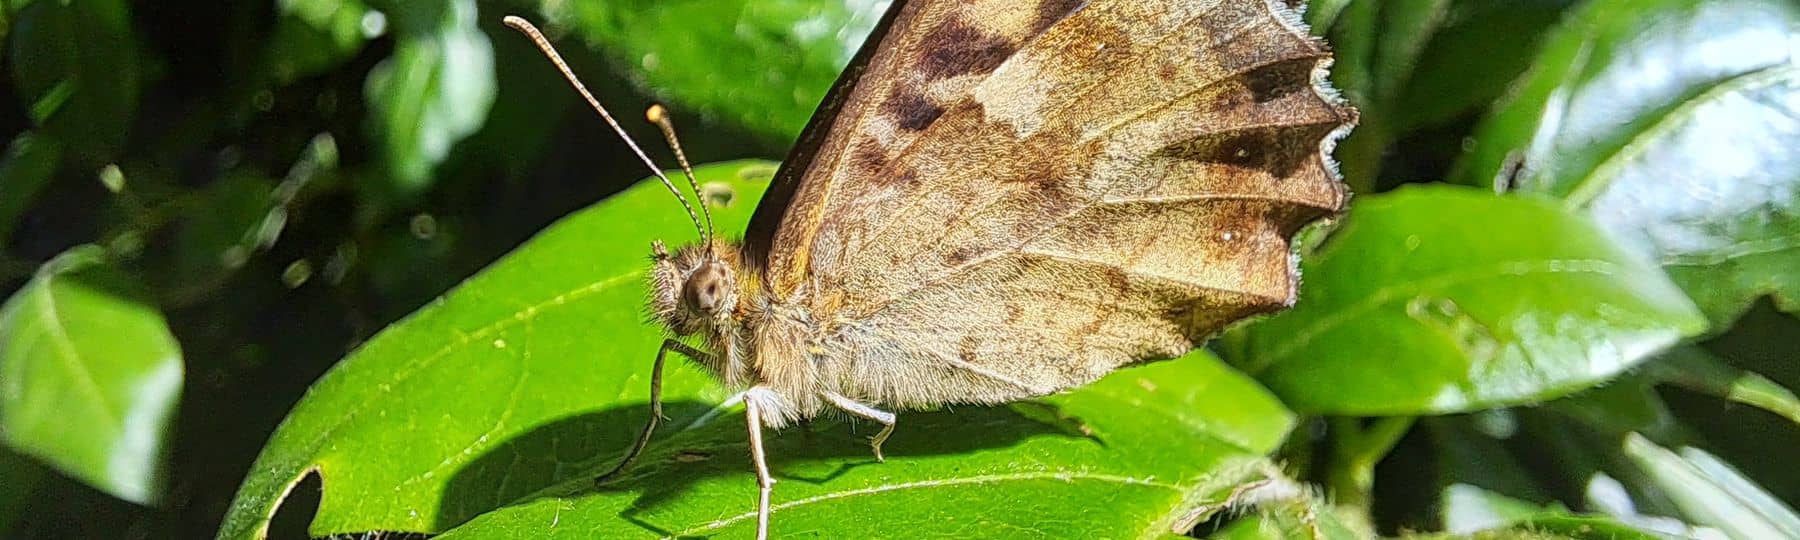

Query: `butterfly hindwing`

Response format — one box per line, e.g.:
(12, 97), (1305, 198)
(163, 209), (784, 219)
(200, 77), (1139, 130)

(755, 0), (1353, 408)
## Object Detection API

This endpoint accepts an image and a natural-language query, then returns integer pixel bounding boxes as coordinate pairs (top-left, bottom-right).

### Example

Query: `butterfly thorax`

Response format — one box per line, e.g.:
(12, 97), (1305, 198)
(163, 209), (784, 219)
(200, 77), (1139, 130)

(651, 240), (831, 426)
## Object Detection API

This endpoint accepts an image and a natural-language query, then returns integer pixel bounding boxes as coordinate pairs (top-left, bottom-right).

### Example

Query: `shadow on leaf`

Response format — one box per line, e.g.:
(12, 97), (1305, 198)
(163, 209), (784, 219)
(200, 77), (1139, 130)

(438, 399), (1093, 533)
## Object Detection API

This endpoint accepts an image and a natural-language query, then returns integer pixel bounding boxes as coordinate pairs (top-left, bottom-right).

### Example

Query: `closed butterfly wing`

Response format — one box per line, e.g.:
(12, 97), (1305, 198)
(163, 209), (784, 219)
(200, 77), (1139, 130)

(751, 0), (1354, 408)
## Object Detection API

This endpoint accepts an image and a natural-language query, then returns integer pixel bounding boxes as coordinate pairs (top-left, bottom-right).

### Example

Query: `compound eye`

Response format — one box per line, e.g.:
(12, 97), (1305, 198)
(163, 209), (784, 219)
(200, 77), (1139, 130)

(683, 264), (726, 313)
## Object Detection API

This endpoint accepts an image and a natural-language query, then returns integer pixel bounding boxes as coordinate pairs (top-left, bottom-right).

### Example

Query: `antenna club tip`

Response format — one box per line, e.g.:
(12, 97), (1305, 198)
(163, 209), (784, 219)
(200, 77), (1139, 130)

(646, 104), (668, 123)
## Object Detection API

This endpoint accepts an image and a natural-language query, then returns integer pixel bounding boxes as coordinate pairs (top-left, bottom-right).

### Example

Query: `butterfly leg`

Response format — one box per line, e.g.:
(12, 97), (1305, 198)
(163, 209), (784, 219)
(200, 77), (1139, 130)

(743, 388), (776, 540)
(594, 338), (710, 487)
(821, 391), (897, 462)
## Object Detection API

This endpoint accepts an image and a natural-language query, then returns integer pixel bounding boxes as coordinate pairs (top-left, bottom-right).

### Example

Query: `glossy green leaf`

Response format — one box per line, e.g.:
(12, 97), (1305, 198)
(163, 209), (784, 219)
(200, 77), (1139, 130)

(1451, 0), (1800, 325)
(5, 0), (140, 162)
(1621, 434), (1800, 539)
(0, 133), (60, 246)
(218, 159), (1298, 538)
(541, 0), (887, 144)
(0, 246), (183, 506)
(364, 0), (495, 195)
(1235, 185), (1707, 415)
(436, 355), (1291, 539)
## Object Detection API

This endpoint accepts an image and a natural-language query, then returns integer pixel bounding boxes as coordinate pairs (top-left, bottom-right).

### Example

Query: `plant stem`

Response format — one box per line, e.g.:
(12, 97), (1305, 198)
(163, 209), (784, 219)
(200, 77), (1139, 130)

(1328, 416), (1415, 509)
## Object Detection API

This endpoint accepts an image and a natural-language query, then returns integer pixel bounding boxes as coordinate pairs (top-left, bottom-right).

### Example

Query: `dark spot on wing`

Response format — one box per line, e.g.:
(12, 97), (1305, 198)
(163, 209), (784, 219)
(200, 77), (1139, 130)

(1240, 58), (1315, 103)
(946, 244), (982, 266)
(892, 166), (919, 186)
(1154, 124), (1335, 178)
(886, 90), (944, 131)
(1031, 0), (1089, 34)
(958, 335), (982, 362)
(851, 144), (889, 177)
(919, 21), (1017, 81)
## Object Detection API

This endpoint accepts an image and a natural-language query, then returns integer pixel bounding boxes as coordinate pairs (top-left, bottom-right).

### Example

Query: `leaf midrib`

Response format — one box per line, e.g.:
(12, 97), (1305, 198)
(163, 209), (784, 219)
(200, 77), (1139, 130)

(1563, 64), (1800, 208)
(35, 279), (123, 432)
(672, 471), (1186, 538)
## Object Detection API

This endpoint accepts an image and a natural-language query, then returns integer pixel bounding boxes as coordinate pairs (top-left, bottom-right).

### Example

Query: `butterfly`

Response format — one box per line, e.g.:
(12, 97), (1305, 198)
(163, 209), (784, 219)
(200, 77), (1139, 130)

(506, 0), (1352, 536)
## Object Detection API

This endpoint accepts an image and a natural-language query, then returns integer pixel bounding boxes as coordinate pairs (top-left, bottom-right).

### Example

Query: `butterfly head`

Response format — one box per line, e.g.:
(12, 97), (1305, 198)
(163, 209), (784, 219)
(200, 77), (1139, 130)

(651, 240), (743, 335)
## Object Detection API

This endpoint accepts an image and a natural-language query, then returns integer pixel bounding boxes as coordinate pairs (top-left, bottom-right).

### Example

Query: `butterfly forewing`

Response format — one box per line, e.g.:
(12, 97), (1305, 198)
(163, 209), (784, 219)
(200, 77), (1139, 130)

(749, 0), (1094, 294)
(752, 0), (1352, 406)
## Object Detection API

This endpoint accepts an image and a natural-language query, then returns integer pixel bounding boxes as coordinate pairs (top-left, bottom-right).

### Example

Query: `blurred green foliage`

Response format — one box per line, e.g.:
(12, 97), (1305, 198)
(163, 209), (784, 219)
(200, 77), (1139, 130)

(0, 0), (1796, 538)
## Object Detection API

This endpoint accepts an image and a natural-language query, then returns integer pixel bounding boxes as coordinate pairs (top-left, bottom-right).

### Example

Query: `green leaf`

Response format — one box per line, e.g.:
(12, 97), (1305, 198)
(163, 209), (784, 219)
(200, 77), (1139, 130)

(1621, 433), (1800, 539)
(266, 0), (375, 83)
(0, 246), (183, 506)
(1313, 0), (1461, 191)
(5, 0), (140, 163)
(0, 133), (61, 246)
(1234, 185), (1706, 415)
(541, 0), (886, 144)
(1390, 0), (1575, 133)
(1450, 0), (1800, 325)
(1543, 373), (1684, 442)
(218, 160), (1298, 538)
(364, 0), (494, 196)
(1651, 347), (1800, 428)
(1438, 484), (1662, 540)
(166, 173), (283, 294)
(435, 355), (1290, 539)
(1441, 483), (1556, 534)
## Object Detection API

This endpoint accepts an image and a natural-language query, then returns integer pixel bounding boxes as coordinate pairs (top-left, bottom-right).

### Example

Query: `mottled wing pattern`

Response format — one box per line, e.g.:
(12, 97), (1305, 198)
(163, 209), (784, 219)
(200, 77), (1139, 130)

(749, 0), (1091, 293)
(769, 0), (1354, 408)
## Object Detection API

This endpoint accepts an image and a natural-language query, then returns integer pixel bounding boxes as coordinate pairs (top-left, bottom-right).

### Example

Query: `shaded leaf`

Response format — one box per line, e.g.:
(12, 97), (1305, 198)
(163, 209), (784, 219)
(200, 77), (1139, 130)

(541, 0), (888, 144)
(1652, 347), (1800, 429)
(218, 160), (1298, 538)
(364, 0), (494, 195)
(5, 0), (140, 163)
(1428, 416), (1557, 511)
(1391, 0), (1576, 133)
(1544, 371), (1685, 442)
(1235, 185), (1706, 415)
(266, 0), (375, 83)
(0, 246), (183, 506)
(1451, 0), (1800, 325)
(166, 173), (283, 295)
(0, 133), (60, 246)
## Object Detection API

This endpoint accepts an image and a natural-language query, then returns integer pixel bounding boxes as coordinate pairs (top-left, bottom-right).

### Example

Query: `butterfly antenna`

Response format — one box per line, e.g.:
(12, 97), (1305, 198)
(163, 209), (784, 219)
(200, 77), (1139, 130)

(644, 104), (715, 248)
(502, 16), (705, 239)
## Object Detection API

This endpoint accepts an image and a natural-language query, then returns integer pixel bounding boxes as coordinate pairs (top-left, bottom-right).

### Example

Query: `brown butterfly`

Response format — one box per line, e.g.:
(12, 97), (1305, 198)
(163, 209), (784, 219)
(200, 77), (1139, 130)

(507, 0), (1351, 536)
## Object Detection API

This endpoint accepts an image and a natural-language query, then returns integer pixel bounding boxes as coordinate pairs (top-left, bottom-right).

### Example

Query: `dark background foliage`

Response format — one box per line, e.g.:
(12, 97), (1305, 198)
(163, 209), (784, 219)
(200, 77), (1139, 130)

(0, 0), (1796, 538)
